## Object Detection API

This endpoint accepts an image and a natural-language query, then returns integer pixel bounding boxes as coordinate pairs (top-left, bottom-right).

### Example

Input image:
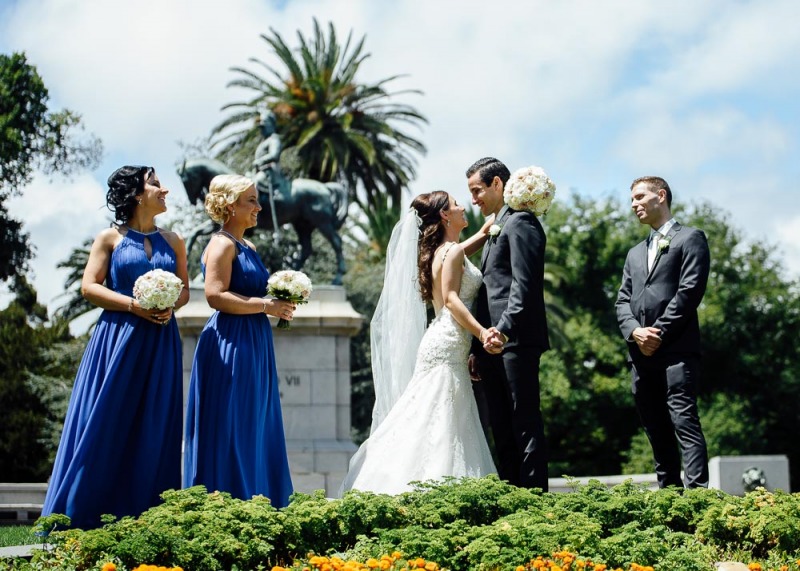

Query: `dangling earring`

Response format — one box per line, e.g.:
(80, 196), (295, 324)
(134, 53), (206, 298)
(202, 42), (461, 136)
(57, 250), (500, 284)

(446, 219), (451, 227)
(137, 199), (142, 205)
(231, 209), (236, 217)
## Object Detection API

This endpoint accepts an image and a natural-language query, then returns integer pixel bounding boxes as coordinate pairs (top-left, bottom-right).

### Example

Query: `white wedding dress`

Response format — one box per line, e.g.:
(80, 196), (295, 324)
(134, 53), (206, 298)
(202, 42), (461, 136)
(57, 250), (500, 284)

(339, 257), (497, 496)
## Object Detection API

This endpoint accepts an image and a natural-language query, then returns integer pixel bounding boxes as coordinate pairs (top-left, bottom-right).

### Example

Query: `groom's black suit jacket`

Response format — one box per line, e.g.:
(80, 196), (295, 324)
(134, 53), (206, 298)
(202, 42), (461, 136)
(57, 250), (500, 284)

(473, 206), (550, 351)
(616, 222), (710, 360)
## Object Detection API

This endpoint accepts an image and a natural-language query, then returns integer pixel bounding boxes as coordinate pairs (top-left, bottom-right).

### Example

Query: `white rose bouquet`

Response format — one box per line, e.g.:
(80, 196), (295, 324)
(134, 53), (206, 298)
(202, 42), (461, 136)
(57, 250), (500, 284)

(132, 269), (184, 310)
(266, 270), (313, 329)
(504, 165), (556, 216)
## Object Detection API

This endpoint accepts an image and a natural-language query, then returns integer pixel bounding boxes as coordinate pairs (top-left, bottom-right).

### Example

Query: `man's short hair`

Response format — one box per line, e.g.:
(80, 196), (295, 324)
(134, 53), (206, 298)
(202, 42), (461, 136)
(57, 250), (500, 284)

(466, 157), (511, 187)
(632, 176), (672, 208)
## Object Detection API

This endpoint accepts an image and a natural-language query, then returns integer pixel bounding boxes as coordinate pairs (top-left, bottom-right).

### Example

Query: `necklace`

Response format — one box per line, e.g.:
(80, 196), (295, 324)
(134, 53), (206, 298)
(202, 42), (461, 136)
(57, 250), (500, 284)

(124, 224), (159, 235)
(217, 230), (249, 249)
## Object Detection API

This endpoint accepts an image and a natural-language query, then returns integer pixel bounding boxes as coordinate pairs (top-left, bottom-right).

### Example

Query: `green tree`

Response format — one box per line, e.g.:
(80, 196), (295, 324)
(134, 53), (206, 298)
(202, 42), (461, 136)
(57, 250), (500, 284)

(0, 51), (103, 282)
(0, 279), (81, 481)
(541, 194), (800, 488)
(211, 19), (427, 219)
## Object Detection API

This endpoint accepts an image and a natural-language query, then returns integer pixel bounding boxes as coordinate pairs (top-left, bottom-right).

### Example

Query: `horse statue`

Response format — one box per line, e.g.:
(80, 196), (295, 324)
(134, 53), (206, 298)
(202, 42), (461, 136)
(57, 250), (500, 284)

(177, 156), (349, 284)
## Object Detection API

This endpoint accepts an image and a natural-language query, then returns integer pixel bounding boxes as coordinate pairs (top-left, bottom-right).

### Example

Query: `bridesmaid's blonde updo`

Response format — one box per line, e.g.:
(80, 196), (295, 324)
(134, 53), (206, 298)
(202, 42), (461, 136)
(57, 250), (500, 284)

(204, 174), (256, 224)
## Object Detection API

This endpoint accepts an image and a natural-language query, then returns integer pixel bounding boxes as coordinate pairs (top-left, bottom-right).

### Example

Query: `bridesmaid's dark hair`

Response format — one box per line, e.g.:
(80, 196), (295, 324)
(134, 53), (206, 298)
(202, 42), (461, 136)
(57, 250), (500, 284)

(412, 190), (450, 302)
(106, 165), (155, 224)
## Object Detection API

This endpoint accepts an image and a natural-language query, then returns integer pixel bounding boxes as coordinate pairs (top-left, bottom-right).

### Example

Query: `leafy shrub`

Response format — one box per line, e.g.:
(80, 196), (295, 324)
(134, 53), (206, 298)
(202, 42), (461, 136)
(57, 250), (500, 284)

(8, 477), (800, 571)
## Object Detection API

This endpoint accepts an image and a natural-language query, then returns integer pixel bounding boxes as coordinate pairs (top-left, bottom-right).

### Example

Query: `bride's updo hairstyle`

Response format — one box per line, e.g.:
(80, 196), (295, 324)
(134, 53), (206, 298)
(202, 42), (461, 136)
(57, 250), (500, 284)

(205, 174), (255, 224)
(106, 165), (154, 224)
(412, 190), (450, 302)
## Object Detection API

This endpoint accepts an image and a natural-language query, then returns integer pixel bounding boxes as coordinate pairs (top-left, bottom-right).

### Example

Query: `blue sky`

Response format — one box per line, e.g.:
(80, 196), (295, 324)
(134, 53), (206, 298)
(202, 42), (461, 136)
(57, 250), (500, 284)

(2, 0), (799, 316)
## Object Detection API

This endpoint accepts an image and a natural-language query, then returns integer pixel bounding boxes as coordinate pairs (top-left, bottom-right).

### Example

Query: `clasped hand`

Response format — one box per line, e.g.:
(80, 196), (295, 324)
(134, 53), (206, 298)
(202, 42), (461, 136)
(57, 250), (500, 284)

(632, 326), (661, 356)
(480, 327), (505, 355)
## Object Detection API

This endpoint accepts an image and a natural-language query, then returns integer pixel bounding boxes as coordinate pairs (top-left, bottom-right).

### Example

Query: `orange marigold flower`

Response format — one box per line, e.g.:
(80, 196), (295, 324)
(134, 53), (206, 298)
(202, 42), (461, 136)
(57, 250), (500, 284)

(322, 564), (333, 571)
(424, 562), (438, 571)
(516, 567), (526, 571)
(748, 565), (762, 571)
(366, 559), (380, 569)
(272, 568), (287, 571)
(101, 564), (116, 571)
(380, 561), (391, 570)
(310, 556), (327, 566)
(392, 552), (403, 560)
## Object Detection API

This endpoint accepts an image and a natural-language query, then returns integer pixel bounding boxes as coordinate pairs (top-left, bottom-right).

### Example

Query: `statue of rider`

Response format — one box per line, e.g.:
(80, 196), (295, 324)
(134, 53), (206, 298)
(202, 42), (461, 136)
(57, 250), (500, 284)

(252, 109), (285, 234)
(253, 110), (288, 193)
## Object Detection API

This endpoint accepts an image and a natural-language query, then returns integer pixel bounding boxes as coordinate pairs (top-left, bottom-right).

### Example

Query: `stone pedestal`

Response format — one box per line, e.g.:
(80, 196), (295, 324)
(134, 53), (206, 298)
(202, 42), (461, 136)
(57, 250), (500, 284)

(175, 284), (362, 497)
(709, 455), (791, 495)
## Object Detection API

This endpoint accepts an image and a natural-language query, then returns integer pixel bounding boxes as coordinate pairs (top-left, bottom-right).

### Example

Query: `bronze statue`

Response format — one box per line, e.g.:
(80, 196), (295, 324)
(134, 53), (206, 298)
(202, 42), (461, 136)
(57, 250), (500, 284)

(177, 112), (349, 284)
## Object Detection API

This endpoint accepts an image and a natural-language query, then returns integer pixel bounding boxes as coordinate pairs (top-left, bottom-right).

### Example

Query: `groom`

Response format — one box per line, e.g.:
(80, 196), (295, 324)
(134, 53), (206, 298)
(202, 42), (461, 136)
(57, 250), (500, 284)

(467, 157), (550, 490)
(615, 176), (710, 488)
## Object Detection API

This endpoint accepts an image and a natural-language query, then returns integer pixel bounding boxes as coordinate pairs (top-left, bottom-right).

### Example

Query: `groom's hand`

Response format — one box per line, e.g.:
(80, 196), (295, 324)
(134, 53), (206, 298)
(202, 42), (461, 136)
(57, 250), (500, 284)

(632, 326), (662, 356)
(482, 327), (505, 354)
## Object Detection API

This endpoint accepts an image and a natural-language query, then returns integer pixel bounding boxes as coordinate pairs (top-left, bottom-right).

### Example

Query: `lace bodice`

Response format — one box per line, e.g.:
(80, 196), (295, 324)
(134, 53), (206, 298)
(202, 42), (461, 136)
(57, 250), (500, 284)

(415, 258), (482, 375)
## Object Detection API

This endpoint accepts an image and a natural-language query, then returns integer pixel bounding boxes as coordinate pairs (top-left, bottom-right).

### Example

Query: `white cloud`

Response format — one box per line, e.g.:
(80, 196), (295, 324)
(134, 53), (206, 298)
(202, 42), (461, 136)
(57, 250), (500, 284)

(2, 0), (799, 314)
(775, 216), (800, 276)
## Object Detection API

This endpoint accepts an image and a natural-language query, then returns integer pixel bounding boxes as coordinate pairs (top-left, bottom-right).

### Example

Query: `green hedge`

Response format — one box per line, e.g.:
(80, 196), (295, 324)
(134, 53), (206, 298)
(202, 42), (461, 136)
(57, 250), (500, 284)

(8, 477), (800, 571)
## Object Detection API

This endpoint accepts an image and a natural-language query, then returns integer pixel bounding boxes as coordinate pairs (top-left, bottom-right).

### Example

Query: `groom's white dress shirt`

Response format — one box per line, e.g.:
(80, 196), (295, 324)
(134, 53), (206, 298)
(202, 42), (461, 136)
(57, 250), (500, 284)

(647, 218), (676, 271)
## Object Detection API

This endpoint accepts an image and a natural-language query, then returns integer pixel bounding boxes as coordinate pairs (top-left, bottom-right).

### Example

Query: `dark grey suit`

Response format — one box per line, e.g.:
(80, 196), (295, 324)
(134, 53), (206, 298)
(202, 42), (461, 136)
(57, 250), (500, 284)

(616, 222), (710, 488)
(472, 205), (550, 490)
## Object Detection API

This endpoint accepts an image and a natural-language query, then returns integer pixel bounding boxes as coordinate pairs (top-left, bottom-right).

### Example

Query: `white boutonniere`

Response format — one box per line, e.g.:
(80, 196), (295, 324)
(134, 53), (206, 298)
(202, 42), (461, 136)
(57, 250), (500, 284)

(657, 237), (671, 253)
(488, 224), (502, 237)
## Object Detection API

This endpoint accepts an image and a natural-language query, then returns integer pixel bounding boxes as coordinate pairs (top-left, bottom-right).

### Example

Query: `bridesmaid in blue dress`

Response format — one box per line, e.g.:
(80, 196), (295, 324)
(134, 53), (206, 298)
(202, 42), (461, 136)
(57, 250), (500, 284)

(183, 174), (294, 507)
(42, 166), (190, 529)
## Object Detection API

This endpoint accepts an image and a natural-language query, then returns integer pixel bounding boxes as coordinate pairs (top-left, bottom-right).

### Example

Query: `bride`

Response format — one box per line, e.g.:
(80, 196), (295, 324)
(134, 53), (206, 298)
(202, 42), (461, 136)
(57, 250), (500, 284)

(339, 191), (499, 495)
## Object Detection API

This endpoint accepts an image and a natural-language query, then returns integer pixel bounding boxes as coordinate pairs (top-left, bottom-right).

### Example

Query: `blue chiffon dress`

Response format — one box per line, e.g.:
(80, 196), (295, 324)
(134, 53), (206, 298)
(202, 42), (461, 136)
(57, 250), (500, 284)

(183, 236), (293, 507)
(41, 228), (183, 530)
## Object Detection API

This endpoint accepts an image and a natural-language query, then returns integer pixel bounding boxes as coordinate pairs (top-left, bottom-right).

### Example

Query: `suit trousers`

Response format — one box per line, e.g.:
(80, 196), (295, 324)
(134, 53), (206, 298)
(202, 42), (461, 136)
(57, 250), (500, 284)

(631, 353), (709, 488)
(474, 348), (548, 490)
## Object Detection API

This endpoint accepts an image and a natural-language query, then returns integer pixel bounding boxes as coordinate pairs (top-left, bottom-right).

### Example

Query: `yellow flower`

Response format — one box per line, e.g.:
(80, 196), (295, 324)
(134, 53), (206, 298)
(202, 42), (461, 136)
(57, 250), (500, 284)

(424, 562), (437, 571)
(366, 558), (380, 569)
(748, 565), (762, 571)
(392, 552), (403, 560)
(101, 564), (117, 571)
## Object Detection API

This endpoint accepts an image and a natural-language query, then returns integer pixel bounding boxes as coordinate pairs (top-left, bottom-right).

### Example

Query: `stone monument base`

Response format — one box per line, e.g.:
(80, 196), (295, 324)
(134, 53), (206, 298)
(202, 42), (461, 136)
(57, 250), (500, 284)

(176, 284), (362, 498)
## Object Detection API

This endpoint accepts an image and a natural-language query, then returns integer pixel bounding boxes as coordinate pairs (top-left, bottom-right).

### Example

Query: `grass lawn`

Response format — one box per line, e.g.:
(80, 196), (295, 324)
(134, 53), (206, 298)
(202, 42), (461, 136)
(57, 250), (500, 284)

(0, 525), (37, 548)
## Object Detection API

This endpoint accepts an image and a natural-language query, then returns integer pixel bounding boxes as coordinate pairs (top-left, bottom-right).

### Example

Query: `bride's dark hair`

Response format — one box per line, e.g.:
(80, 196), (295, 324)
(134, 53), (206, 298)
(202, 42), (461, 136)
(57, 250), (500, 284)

(106, 165), (154, 224)
(412, 190), (450, 302)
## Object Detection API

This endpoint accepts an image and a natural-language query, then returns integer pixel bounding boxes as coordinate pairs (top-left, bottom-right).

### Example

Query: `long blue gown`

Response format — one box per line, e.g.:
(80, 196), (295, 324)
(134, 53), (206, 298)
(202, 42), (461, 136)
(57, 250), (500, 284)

(42, 228), (183, 529)
(183, 236), (293, 507)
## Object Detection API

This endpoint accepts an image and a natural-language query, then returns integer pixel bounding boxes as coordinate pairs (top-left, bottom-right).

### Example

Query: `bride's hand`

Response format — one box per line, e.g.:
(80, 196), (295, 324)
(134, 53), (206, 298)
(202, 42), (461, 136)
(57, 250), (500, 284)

(480, 214), (496, 235)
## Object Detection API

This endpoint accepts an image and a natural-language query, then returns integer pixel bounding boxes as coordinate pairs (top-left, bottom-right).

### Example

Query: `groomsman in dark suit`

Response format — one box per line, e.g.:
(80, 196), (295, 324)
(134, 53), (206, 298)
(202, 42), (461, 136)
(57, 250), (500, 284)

(467, 157), (550, 490)
(616, 176), (710, 488)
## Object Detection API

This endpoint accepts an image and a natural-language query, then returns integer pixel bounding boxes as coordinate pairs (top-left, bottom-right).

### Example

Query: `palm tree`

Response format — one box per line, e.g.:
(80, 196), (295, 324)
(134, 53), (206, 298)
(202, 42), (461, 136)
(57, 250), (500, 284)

(53, 238), (93, 322)
(211, 19), (427, 219)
